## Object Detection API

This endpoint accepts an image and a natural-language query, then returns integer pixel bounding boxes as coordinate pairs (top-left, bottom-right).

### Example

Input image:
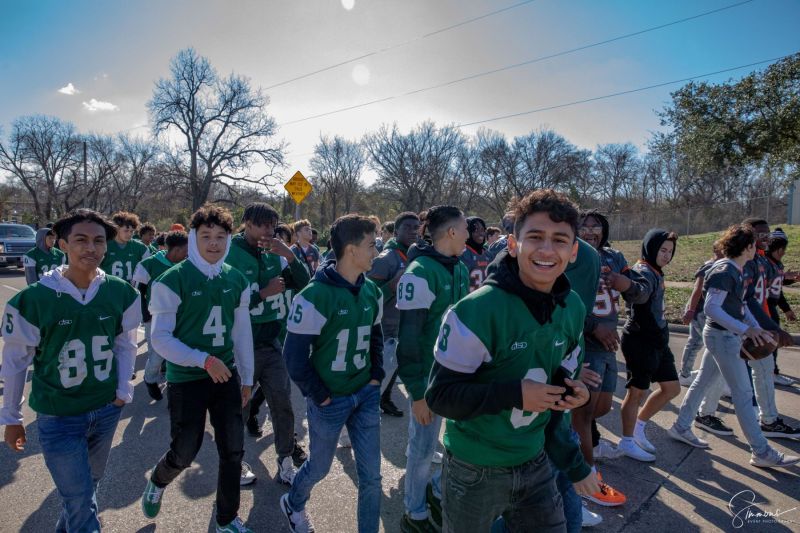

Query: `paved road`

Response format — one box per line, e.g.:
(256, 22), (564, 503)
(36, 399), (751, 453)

(0, 268), (798, 532)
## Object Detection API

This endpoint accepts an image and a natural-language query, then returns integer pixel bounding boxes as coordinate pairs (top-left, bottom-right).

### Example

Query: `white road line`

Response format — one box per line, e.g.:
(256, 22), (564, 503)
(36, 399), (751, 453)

(2, 284), (20, 292)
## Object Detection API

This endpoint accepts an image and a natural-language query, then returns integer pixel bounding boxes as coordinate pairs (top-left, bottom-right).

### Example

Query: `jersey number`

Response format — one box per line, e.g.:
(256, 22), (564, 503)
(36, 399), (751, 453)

(469, 269), (484, 291)
(331, 326), (371, 372)
(203, 306), (226, 347)
(592, 287), (620, 317)
(58, 337), (114, 388)
(111, 261), (133, 280)
(397, 282), (415, 302)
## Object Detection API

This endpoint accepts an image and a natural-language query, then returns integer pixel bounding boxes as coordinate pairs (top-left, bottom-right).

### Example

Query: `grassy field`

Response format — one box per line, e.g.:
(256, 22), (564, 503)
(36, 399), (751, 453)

(612, 225), (800, 333)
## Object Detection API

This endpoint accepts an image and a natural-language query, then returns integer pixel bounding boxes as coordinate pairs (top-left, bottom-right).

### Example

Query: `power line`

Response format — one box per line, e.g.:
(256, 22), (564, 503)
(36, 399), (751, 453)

(265, 0), (538, 90)
(456, 54), (793, 128)
(280, 0), (755, 126)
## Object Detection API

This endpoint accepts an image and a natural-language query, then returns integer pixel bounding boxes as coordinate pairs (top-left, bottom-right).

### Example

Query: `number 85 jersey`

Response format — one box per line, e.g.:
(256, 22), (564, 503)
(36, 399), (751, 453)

(1, 272), (139, 419)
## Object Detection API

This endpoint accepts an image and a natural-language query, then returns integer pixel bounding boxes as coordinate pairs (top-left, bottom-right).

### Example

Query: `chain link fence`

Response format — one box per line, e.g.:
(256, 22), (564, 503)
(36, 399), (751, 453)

(605, 196), (789, 241)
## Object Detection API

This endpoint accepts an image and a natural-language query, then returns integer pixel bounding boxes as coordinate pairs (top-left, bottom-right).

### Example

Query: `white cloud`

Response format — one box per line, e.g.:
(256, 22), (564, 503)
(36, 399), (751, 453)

(58, 83), (79, 95)
(82, 98), (119, 112)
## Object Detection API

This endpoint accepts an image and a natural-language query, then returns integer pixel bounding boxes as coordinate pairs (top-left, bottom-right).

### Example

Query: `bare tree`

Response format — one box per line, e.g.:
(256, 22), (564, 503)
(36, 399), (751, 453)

(0, 115), (82, 223)
(309, 135), (365, 225)
(148, 48), (286, 209)
(474, 129), (519, 216)
(593, 143), (642, 211)
(513, 129), (586, 192)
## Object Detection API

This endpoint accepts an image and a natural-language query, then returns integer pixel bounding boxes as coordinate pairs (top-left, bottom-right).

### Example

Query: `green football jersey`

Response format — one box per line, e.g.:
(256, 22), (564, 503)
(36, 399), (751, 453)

(3, 276), (139, 416)
(23, 247), (66, 280)
(433, 284), (584, 467)
(153, 260), (250, 383)
(100, 239), (150, 283)
(396, 255), (469, 400)
(287, 278), (383, 396)
(136, 252), (177, 286)
(225, 235), (290, 324)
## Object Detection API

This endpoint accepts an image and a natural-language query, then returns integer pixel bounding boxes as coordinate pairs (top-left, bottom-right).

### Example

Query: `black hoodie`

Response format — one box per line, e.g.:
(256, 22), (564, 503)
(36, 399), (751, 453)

(623, 229), (674, 342)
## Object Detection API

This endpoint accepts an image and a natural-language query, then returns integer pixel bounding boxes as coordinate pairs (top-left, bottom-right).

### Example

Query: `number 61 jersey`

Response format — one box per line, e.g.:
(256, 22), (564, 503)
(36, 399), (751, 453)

(2, 272), (139, 417)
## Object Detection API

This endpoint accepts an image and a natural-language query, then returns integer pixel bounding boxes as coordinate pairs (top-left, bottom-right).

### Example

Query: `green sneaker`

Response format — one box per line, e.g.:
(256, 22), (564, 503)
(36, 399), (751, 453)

(141, 478), (165, 519)
(215, 516), (253, 532)
(426, 483), (442, 530)
(400, 513), (437, 533)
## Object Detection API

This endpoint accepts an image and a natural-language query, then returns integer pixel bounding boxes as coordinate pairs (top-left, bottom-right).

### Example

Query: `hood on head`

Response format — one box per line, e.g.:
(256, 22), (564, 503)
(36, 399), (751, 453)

(188, 228), (232, 279)
(581, 210), (609, 249)
(641, 228), (674, 272)
(35, 228), (51, 253)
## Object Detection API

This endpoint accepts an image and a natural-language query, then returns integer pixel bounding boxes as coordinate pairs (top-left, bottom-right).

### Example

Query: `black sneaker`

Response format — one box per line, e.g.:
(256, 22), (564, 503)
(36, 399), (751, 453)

(380, 398), (404, 417)
(426, 483), (442, 530)
(246, 415), (263, 437)
(761, 418), (800, 439)
(694, 415), (734, 436)
(145, 382), (163, 402)
(291, 440), (308, 467)
(400, 514), (437, 533)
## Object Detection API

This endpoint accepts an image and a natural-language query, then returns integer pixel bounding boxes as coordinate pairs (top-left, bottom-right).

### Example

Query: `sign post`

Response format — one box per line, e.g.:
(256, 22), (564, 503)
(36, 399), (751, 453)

(284, 171), (312, 220)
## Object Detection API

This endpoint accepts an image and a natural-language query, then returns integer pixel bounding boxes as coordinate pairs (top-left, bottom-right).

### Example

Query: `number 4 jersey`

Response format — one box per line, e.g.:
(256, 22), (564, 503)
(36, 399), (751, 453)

(287, 274), (383, 397)
(1, 268), (140, 420)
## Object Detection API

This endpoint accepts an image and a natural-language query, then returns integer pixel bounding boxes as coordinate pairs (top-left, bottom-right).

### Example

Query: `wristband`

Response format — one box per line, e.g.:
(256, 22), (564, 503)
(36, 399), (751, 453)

(203, 355), (217, 371)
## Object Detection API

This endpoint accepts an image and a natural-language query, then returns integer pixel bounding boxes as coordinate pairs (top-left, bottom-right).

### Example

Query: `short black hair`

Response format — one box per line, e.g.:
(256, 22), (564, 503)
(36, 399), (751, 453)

(275, 224), (292, 243)
(155, 234), (166, 247)
(394, 212), (419, 230)
(718, 224), (755, 258)
(382, 221), (395, 234)
(53, 208), (117, 242)
(511, 189), (579, 239)
(242, 202), (279, 227)
(140, 223), (156, 236)
(742, 217), (768, 228)
(330, 214), (377, 259)
(190, 204), (234, 233)
(165, 230), (188, 249)
(312, 228), (318, 236)
(425, 205), (463, 241)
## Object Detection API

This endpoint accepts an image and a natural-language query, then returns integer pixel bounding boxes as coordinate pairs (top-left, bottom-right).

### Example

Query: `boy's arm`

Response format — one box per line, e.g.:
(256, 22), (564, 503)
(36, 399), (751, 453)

(113, 296), (142, 404)
(0, 304), (39, 426)
(621, 267), (652, 305)
(545, 411), (591, 482)
(425, 308), (522, 420)
(23, 264), (38, 285)
(395, 271), (434, 401)
(232, 287), (254, 386)
(282, 254), (311, 291)
(778, 290), (792, 313)
(149, 281), (210, 368)
(283, 295), (331, 405)
(368, 297), (385, 383)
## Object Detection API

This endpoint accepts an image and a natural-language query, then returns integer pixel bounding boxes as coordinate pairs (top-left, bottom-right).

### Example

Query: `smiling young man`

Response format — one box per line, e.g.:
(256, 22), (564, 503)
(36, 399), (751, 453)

(395, 205), (469, 532)
(426, 189), (598, 532)
(281, 214), (384, 533)
(2, 209), (141, 532)
(141, 204), (254, 533)
(460, 216), (490, 292)
(100, 211), (151, 284)
(225, 202), (310, 486)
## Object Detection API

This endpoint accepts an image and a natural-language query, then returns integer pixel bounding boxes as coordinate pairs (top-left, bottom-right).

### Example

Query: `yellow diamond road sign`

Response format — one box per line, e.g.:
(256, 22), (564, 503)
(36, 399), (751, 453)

(284, 171), (312, 204)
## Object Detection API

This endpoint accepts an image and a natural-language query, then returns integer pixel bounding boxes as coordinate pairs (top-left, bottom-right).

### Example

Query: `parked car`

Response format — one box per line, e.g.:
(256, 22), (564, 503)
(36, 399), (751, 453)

(0, 223), (37, 269)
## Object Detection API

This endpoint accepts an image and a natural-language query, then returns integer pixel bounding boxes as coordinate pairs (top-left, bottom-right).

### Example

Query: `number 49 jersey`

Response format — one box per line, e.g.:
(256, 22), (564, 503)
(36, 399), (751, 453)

(287, 278), (383, 397)
(2, 276), (139, 417)
(100, 239), (151, 284)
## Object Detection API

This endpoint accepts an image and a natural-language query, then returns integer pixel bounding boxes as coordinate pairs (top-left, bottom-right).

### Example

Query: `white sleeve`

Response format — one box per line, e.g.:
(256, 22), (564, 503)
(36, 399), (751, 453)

(286, 295), (327, 335)
(22, 255), (36, 268)
(141, 248), (152, 260)
(131, 262), (151, 285)
(0, 305), (39, 425)
(149, 281), (208, 368)
(433, 308), (492, 374)
(374, 293), (384, 325)
(279, 255), (289, 270)
(396, 272), (436, 310)
(704, 289), (748, 335)
(232, 287), (254, 386)
(113, 297), (141, 403)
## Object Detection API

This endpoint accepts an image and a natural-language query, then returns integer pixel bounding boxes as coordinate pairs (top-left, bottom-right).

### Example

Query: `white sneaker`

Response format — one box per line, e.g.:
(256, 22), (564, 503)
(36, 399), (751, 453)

(618, 439), (655, 462)
(432, 450), (443, 464)
(582, 502), (603, 527)
(280, 493), (315, 532)
(774, 374), (795, 387)
(668, 424), (709, 448)
(634, 428), (656, 454)
(678, 372), (694, 387)
(750, 447), (800, 469)
(338, 429), (351, 448)
(593, 439), (623, 461)
(239, 461), (256, 486)
(277, 456), (297, 486)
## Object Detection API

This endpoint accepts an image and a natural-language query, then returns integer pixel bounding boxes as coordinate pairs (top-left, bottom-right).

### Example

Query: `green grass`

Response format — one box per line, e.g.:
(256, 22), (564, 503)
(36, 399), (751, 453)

(613, 225), (800, 282)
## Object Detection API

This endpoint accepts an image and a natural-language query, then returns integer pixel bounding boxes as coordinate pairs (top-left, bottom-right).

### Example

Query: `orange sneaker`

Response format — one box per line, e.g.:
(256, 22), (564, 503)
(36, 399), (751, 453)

(584, 472), (626, 507)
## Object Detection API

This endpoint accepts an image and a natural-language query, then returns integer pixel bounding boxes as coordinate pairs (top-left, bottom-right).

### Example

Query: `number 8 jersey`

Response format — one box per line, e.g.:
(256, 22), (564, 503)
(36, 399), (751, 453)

(1, 270), (140, 418)
(287, 276), (383, 396)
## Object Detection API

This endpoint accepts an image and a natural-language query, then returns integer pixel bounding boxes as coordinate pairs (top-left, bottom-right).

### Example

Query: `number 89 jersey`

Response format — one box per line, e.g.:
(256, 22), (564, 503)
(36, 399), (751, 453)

(3, 276), (138, 416)
(287, 278), (383, 396)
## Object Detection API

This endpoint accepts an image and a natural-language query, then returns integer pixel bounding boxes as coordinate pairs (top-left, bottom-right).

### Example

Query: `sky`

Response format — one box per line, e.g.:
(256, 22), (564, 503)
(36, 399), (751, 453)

(1, 0), (798, 187)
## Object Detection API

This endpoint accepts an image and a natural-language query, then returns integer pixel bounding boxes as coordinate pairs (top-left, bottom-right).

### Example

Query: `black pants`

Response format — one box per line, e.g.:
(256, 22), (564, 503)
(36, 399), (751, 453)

(151, 374), (244, 526)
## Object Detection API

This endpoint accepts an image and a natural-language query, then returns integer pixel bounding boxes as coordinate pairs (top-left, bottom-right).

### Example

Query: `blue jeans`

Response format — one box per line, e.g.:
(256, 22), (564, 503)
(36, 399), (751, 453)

(674, 327), (769, 455)
(555, 428), (582, 533)
(679, 313), (705, 376)
(289, 383), (382, 533)
(404, 399), (442, 520)
(748, 355), (778, 425)
(143, 321), (164, 384)
(37, 402), (123, 533)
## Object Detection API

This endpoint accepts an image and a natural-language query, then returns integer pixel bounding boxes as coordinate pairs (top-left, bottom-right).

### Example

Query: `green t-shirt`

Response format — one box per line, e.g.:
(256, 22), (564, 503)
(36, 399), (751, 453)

(100, 239), (150, 283)
(287, 278), (383, 396)
(3, 276), (138, 416)
(23, 247), (66, 280)
(154, 261), (250, 383)
(433, 284), (585, 467)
